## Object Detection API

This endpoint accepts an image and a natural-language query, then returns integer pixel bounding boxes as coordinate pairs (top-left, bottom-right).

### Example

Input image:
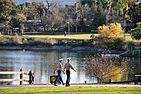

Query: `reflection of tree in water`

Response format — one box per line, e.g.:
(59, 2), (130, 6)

(85, 55), (133, 83)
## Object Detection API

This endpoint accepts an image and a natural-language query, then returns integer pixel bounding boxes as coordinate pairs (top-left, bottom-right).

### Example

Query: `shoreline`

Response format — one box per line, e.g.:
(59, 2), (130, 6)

(0, 45), (97, 52)
(0, 45), (125, 55)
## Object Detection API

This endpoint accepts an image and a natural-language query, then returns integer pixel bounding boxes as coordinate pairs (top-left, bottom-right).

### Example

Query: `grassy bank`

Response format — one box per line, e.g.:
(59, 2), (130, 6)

(0, 34), (140, 48)
(0, 35), (93, 47)
(25, 34), (94, 40)
(0, 86), (141, 94)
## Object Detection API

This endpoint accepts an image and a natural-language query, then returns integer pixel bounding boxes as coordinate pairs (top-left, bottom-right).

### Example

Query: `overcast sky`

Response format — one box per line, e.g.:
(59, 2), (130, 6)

(16, 0), (77, 5)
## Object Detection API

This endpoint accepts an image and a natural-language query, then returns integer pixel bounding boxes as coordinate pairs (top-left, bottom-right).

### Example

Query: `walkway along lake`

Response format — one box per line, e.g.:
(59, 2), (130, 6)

(0, 50), (141, 85)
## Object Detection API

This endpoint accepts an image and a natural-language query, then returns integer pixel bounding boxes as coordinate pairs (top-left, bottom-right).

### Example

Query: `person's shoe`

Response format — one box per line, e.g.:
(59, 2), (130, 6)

(54, 84), (57, 86)
(65, 84), (70, 87)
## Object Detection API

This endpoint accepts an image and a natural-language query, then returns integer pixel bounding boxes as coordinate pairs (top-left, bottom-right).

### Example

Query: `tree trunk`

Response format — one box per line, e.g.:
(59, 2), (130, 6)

(106, 1), (112, 24)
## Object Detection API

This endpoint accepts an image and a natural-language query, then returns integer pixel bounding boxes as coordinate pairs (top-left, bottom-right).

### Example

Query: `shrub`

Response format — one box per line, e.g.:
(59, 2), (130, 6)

(94, 37), (126, 50)
(130, 22), (141, 40)
(98, 23), (123, 42)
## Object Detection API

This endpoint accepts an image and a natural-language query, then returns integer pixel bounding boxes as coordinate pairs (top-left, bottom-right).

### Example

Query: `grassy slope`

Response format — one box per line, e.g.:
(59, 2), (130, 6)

(25, 33), (141, 42)
(0, 86), (141, 94)
(24, 34), (98, 40)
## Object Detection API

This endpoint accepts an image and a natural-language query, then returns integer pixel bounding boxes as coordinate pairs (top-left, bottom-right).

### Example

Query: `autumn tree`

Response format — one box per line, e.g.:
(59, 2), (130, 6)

(85, 56), (131, 82)
(95, 23), (125, 50)
(98, 23), (123, 41)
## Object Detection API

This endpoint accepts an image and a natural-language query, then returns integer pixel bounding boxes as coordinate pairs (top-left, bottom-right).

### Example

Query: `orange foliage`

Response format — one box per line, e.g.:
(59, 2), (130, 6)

(98, 23), (123, 41)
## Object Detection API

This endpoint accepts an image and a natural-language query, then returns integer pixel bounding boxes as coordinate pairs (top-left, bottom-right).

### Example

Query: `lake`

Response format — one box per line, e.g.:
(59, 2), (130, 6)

(0, 50), (141, 85)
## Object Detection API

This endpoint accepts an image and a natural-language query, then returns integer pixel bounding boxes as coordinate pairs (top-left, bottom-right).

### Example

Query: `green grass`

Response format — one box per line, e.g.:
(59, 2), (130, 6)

(24, 34), (98, 40)
(0, 86), (141, 94)
(0, 34), (140, 46)
(25, 33), (141, 41)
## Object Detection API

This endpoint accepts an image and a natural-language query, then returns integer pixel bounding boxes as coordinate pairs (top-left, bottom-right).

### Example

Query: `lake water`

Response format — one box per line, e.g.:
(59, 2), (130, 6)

(0, 50), (141, 85)
(0, 50), (97, 85)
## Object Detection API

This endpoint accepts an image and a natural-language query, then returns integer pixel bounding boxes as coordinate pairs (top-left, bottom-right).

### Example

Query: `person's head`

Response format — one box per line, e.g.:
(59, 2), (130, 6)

(59, 58), (63, 63)
(67, 58), (71, 63)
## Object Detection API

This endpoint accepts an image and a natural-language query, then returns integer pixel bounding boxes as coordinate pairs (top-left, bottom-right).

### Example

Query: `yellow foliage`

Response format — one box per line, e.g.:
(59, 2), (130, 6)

(98, 23), (123, 41)
(17, 13), (26, 21)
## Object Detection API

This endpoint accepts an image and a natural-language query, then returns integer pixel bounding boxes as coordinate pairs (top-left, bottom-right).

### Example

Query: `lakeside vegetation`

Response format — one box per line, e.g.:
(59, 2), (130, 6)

(0, 33), (140, 50)
(0, 34), (91, 47)
(0, 86), (141, 94)
(0, 0), (141, 50)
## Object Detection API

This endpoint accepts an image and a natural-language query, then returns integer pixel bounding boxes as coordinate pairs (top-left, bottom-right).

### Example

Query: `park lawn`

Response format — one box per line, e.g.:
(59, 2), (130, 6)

(24, 34), (99, 40)
(25, 33), (141, 42)
(4, 33), (139, 41)
(0, 86), (141, 94)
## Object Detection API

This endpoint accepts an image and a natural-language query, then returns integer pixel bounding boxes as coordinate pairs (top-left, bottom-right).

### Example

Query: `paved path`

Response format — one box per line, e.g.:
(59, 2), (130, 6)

(0, 84), (141, 88)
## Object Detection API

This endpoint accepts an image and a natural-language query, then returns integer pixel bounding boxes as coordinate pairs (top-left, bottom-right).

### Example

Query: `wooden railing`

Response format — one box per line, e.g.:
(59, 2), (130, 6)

(0, 69), (34, 85)
(134, 75), (141, 85)
(102, 75), (141, 85)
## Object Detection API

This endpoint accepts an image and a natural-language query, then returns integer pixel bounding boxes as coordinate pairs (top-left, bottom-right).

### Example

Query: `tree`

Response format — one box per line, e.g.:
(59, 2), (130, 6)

(0, 0), (15, 22)
(96, 23), (125, 50)
(85, 56), (131, 82)
(25, 2), (40, 20)
(10, 4), (26, 28)
(38, 1), (65, 32)
(92, 12), (106, 30)
(128, 2), (141, 28)
(95, 0), (136, 24)
(75, 2), (94, 32)
(98, 23), (123, 41)
(130, 22), (141, 40)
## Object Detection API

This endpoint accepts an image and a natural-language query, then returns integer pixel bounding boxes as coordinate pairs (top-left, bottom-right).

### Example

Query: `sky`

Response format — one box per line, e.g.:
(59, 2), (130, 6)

(16, 0), (77, 5)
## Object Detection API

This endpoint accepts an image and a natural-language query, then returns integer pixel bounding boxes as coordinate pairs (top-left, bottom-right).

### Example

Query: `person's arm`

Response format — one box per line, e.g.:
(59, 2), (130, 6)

(61, 63), (65, 74)
(54, 63), (59, 74)
(63, 64), (66, 73)
(70, 64), (76, 72)
(54, 67), (57, 74)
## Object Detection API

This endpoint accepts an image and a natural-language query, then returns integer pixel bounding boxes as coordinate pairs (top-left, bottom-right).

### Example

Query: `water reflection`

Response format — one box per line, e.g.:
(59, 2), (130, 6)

(0, 50), (96, 85)
(0, 50), (140, 85)
(85, 56), (141, 83)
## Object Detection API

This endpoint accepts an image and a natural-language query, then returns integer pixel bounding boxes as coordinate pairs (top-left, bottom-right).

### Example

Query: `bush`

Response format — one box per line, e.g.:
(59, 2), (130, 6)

(94, 37), (126, 50)
(56, 39), (92, 47)
(98, 23), (123, 42)
(130, 22), (141, 40)
(106, 38), (126, 50)
(131, 31), (141, 40)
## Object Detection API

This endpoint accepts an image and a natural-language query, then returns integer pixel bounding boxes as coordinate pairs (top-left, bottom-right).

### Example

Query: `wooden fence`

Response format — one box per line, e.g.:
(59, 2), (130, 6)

(102, 75), (141, 85)
(0, 69), (34, 85)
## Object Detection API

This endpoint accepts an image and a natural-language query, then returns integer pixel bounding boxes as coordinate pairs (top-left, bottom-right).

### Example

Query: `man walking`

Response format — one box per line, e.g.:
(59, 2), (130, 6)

(54, 58), (64, 86)
(64, 58), (76, 86)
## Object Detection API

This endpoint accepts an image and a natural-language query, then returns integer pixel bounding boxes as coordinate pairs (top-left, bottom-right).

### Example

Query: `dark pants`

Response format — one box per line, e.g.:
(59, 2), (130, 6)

(66, 70), (70, 86)
(54, 70), (64, 85)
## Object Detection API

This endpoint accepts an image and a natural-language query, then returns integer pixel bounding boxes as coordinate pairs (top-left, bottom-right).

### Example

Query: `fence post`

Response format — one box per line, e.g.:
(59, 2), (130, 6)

(29, 70), (32, 84)
(32, 73), (34, 84)
(20, 69), (23, 85)
(109, 79), (111, 84)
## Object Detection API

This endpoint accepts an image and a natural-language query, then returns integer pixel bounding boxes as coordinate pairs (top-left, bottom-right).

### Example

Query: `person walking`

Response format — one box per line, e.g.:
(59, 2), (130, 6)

(64, 58), (76, 86)
(54, 58), (64, 86)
